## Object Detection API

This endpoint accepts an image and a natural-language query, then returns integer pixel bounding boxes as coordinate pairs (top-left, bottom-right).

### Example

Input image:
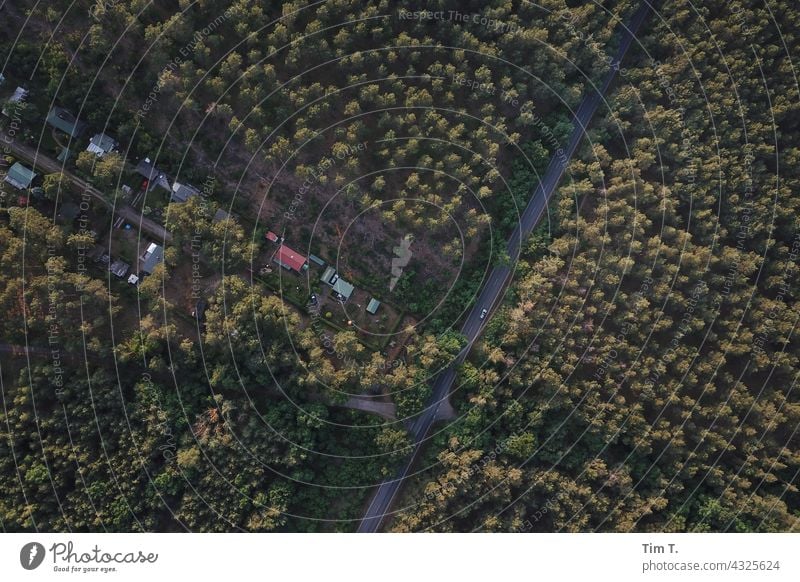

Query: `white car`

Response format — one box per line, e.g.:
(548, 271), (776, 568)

(480, 308), (488, 319)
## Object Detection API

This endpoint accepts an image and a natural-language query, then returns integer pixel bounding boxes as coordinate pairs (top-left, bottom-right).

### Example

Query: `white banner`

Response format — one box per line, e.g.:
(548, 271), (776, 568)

(1, 533), (797, 581)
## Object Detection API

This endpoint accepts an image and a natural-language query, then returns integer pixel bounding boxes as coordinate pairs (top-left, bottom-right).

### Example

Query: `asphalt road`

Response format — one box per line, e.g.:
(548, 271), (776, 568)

(358, 1), (656, 533)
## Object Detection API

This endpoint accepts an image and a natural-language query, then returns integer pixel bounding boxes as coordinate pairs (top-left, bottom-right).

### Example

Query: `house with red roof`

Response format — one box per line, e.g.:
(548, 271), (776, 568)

(273, 244), (307, 273)
(265, 231), (279, 242)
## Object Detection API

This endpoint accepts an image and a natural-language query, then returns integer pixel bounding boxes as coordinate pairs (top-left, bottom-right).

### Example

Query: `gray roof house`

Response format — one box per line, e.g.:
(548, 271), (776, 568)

(141, 242), (164, 274)
(212, 208), (230, 223)
(135, 158), (171, 193)
(366, 298), (381, 314)
(308, 254), (326, 267)
(321, 265), (337, 285)
(332, 277), (355, 301)
(4, 162), (37, 190)
(320, 266), (354, 301)
(109, 259), (130, 278)
(2, 86), (29, 117)
(171, 181), (200, 203)
(86, 133), (118, 157)
(46, 106), (87, 138)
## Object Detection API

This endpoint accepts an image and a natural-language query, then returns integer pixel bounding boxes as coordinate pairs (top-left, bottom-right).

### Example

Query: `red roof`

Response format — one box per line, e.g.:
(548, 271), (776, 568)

(274, 244), (307, 272)
(265, 231), (279, 242)
(17, 196), (29, 206)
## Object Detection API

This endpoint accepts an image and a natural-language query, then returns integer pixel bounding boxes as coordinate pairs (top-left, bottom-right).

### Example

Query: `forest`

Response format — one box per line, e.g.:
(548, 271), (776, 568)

(389, 0), (800, 532)
(1, 0), (798, 532)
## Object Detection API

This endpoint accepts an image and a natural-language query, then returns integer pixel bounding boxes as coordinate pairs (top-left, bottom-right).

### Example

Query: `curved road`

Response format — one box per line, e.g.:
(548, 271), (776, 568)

(358, 1), (657, 532)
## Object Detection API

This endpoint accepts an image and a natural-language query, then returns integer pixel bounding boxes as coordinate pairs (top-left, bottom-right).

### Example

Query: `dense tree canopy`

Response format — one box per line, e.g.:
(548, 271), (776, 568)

(1, 0), (797, 533)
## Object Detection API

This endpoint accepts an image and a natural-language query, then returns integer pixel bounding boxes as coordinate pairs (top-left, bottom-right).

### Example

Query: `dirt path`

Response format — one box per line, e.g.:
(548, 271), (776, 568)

(341, 396), (397, 421)
(4, 132), (172, 242)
